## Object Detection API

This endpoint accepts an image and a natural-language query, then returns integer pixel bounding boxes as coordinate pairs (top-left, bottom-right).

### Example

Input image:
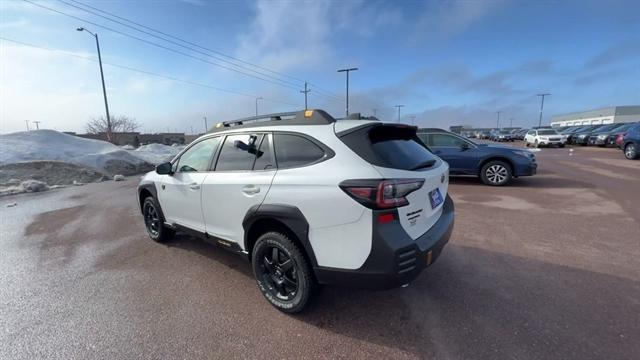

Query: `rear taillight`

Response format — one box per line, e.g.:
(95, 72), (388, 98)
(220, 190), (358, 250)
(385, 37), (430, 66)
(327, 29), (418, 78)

(339, 179), (424, 209)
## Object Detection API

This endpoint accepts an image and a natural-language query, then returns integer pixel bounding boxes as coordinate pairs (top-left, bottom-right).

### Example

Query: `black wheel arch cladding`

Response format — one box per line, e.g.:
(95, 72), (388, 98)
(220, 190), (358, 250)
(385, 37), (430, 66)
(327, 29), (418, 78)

(242, 204), (318, 267)
(138, 183), (166, 221)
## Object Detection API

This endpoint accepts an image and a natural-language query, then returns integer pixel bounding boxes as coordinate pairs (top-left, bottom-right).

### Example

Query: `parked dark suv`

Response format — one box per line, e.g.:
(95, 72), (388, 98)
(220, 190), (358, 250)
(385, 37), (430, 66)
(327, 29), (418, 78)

(417, 128), (537, 186)
(621, 123), (640, 160)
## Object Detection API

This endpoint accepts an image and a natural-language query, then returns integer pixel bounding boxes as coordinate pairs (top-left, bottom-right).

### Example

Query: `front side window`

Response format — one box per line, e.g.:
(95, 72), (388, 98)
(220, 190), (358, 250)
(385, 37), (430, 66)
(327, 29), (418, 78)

(176, 137), (221, 172)
(430, 134), (468, 147)
(274, 134), (325, 168)
(216, 134), (262, 171)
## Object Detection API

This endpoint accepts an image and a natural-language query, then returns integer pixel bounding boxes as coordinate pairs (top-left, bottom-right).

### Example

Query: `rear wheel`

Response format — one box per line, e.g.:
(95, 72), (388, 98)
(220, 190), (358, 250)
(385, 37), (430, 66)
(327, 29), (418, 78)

(142, 197), (174, 242)
(559, 144), (565, 148)
(534, 139), (539, 148)
(625, 143), (638, 160)
(480, 160), (512, 186)
(252, 231), (314, 313)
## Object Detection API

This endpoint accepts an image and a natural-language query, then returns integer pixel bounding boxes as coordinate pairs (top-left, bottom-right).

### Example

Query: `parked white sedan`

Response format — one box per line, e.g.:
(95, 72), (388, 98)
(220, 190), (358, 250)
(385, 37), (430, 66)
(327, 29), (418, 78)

(524, 129), (565, 148)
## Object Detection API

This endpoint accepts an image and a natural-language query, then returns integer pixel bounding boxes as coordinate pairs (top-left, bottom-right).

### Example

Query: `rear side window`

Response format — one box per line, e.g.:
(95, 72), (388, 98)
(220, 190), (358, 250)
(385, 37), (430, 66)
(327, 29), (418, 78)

(340, 124), (438, 171)
(216, 134), (262, 171)
(274, 134), (325, 168)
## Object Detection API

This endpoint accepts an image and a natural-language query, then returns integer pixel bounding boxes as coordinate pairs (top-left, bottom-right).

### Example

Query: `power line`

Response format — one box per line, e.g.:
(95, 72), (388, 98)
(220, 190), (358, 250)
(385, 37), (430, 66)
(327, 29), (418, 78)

(0, 37), (298, 107)
(65, 0), (308, 84)
(61, 0), (345, 102)
(22, 0), (306, 93)
(57, 0), (303, 89)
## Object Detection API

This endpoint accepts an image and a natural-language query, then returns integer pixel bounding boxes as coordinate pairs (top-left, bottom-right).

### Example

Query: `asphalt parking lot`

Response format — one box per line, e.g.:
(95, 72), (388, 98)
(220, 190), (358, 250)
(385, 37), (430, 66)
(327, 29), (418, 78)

(1, 144), (639, 359)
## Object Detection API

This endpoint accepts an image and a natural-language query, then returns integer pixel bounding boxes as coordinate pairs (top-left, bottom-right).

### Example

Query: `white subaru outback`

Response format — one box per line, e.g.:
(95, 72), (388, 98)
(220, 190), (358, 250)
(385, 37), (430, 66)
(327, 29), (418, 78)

(137, 110), (454, 313)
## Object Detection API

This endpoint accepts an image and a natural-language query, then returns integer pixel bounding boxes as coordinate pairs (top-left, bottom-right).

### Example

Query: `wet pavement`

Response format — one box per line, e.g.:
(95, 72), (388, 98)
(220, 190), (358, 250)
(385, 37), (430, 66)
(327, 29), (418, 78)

(1, 144), (639, 359)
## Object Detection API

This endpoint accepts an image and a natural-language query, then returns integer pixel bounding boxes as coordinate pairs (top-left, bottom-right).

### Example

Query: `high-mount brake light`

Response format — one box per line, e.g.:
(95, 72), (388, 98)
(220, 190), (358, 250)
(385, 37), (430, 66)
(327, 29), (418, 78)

(339, 179), (425, 210)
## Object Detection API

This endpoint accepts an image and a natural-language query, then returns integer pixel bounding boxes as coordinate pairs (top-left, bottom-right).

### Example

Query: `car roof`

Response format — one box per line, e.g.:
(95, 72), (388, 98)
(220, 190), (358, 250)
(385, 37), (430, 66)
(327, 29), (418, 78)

(207, 109), (336, 133)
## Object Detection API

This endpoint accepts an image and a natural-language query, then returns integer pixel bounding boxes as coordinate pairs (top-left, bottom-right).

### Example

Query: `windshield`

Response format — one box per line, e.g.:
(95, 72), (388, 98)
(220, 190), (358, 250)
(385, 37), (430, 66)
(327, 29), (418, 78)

(538, 130), (558, 135)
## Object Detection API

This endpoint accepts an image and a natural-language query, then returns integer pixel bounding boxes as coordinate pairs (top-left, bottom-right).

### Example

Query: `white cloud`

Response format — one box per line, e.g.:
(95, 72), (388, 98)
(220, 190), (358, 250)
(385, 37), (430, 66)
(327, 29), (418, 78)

(409, 0), (505, 45)
(235, 0), (333, 73)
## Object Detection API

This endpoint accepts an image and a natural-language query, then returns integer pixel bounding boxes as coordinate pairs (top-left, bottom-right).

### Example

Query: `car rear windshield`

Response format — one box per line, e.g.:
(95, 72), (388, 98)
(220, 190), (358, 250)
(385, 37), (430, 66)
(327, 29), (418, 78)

(338, 124), (438, 171)
(538, 130), (558, 135)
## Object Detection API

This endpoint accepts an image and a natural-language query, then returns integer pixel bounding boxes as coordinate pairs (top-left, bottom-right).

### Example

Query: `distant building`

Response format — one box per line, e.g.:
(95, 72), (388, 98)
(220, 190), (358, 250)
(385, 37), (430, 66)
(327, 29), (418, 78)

(76, 132), (141, 146)
(550, 105), (640, 127)
(138, 133), (185, 145)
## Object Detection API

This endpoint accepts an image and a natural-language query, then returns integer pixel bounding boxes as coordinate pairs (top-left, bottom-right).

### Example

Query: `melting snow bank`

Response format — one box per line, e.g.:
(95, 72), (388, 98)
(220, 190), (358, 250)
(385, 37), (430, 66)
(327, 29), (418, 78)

(0, 130), (168, 196)
(130, 143), (182, 165)
(0, 179), (49, 196)
(0, 130), (153, 175)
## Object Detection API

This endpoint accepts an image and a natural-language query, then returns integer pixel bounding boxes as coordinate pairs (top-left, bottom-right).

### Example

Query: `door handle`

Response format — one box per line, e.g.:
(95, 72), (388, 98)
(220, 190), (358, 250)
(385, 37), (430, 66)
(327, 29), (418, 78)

(242, 185), (260, 195)
(189, 183), (200, 190)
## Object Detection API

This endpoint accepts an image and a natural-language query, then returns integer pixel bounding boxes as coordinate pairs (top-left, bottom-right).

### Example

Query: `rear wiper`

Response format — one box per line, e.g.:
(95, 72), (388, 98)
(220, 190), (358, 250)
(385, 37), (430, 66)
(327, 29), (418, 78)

(411, 159), (436, 170)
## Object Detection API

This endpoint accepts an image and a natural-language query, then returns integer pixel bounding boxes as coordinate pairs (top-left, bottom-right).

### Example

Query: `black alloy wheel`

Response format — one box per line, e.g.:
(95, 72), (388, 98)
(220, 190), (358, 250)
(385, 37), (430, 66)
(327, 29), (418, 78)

(142, 197), (173, 242)
(252, 232), (314, 313)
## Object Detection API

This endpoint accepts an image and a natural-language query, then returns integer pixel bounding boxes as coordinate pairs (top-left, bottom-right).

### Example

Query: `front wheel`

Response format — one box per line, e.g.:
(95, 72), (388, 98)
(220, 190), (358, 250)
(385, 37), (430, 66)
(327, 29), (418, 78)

(480, 160), (512, 186)
(625, 143), (638, 160)
(252, 232), (315, 313)
(142, 197), (174, 242)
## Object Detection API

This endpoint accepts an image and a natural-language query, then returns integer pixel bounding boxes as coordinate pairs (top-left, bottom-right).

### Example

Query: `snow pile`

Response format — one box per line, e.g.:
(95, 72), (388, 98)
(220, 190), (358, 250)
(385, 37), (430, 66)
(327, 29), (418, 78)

(131, 143), (181, 165)
(0, 179), (49, 196)
(0, 130), (152, 175)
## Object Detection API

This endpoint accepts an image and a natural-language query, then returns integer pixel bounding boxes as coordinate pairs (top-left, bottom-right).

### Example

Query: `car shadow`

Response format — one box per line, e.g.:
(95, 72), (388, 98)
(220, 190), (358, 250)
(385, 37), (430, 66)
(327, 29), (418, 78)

(166, 233), (254, 279)
(295, 244), (640, 359)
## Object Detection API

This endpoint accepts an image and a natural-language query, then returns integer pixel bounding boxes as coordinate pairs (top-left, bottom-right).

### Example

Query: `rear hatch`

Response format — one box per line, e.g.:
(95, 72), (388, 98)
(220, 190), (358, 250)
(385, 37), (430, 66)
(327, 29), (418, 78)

(337, 123), (449, 240)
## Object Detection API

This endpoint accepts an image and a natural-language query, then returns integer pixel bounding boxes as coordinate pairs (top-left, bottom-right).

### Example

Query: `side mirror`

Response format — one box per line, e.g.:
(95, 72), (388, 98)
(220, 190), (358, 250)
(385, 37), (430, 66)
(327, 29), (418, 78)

(156, 162), (173, 175)
(460, 142), (470, 150)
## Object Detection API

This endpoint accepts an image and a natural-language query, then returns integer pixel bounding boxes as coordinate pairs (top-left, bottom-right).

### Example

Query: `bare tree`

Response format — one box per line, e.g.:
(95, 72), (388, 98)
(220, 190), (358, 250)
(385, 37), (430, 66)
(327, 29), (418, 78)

(86, 115), (140, 143)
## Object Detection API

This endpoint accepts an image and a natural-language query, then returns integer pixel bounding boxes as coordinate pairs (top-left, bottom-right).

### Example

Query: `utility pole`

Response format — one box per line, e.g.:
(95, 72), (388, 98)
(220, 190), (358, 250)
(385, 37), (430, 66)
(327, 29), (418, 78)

(203, 116), (208, 132)
(190, 126), (193, 135)
(77, 27), (112, 142)
(509, 118), (514, 128)
(255, 97), (263, 116)
(394, 105), (405, 123)
(536, 93), (551, 127)
(410, 116), (416, 126)
(372, 108), (377, 117)
(496, 111), (502, 129)
(337, 67), (358, 116)
(24, 120), (30, 131)
(300, 82), (311, 110)
(33, 121), (42, 130)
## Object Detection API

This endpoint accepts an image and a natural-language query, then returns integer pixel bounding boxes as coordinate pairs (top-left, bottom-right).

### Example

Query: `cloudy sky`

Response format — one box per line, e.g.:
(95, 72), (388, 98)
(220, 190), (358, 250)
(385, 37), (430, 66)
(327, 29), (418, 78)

(1, 0), (639, 134)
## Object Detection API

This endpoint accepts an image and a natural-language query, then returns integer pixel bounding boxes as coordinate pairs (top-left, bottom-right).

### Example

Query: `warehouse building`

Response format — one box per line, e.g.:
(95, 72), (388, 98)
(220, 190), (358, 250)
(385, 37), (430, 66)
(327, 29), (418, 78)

(550, 105), (640, 127)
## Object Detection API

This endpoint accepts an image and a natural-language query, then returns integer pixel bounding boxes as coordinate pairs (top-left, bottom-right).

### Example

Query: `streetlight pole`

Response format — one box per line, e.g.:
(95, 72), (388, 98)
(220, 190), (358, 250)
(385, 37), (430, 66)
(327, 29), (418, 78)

(203, 116), (208, 132)
(394, 105), (405, 123)
(300, 82), (310, 110)
(536, 93), (551, 127)
(337, 67), (358, 116)
(255, 97), (263, 116)
(24, 120), (30, 131)
(33, 121), (42, 130)
(410, 116), (416, 126)
(77, 27), (112, 142)
(372, 108), (377, 117)
(509, 118), (513, 128)
(496, 111), (502, 129)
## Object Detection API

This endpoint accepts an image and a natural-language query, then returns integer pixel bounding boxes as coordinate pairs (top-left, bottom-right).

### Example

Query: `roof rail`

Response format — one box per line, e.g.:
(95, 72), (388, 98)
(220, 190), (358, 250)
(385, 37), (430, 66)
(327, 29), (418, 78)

(209, 109), (336, 132)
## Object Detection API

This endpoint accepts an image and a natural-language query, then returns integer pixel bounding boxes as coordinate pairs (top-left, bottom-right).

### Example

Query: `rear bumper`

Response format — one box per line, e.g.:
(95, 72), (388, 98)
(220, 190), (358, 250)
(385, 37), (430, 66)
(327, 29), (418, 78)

(314, 195), (454, 290)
